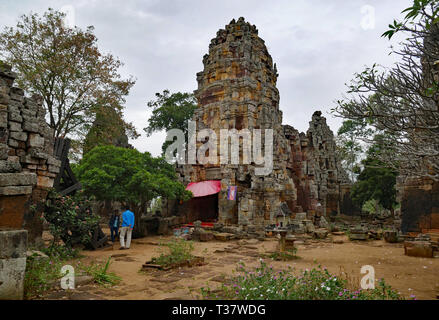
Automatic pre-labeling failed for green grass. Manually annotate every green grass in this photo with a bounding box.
[80,257,121,287]
[24,246,74,299]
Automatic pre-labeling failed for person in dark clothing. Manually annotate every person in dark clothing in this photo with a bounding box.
[109,210,121,242]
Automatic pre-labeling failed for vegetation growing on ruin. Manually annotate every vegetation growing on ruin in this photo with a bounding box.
[80,257,121,287]
[201,260,405,300]
[150,238,196,267]
[24,254,65,299]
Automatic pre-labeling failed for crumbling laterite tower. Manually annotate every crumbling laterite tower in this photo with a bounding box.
[169,18,351,228]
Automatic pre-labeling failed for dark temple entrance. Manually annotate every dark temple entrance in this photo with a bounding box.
[187,193,219,222]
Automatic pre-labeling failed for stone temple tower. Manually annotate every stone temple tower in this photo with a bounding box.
[177,17,296,227]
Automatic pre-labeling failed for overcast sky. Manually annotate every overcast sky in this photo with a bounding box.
[1,0,412,156]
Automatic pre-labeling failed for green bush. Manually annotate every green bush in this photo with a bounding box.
[42,190,101,248]
[151,238,195,267]
[201,260,405,300]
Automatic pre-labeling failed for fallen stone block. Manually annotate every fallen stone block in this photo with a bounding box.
[384,230,398,243]
[26,250,48,260]
[214,232,235,241]
[199,232,214,242]
[404,241,433,258]
[314,228,329,239]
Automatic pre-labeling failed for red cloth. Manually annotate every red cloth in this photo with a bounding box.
[186,180,221,197]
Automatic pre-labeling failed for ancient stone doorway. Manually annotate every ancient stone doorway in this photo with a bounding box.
[187,193,219,222]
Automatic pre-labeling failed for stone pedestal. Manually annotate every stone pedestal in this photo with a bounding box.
[0,229,28,300]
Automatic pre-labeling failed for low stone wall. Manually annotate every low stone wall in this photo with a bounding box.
[0,62,60,245]
[397,176,439,233]
[0,229,28,300]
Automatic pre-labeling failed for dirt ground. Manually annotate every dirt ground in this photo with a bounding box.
[42,232,439,300]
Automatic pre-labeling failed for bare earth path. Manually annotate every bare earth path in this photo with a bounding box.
[43,234,439,300]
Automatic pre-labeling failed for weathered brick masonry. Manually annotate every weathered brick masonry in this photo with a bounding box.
[0,62,60,245]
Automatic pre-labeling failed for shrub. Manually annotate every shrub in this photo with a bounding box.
[150,238,195,267]
[201,260,404,300]
[42,189,101,248]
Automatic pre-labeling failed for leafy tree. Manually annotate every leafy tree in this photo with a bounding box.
[333,0,439,181]
[0,9,135,141]
[144,90,197,154]
[350,136,398,210]
[336,120,372,182]
[75,145,192,237]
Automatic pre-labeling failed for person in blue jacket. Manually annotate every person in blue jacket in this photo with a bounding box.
[119,205,135,250]
[108,210,121,242]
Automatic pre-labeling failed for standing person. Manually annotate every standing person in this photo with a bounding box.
[119,205,135,250]
[108,210,121,243]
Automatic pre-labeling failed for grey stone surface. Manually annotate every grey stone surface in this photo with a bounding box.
[0,230,28,300]
[0,160,21,173]
[0,185,33,195]
[0,173,37,187]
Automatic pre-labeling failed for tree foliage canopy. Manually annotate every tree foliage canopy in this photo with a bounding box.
[351,136,398,210]
[75,145,192,204]
[336,120,372,182]
[0,8,135,140]
[144,90,197,153]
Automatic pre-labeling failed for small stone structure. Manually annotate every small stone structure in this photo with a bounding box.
[0,229,28,299]
[396,176,439,233]
[166,18,351,229]
[0,62,60,245]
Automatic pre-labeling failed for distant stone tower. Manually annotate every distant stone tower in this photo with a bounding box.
[177,17,296,226]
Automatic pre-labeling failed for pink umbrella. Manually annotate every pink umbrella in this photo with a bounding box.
[186,180,221,197]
